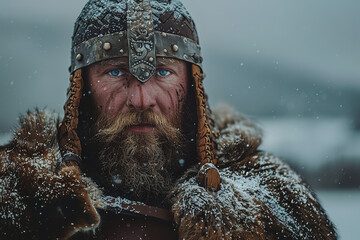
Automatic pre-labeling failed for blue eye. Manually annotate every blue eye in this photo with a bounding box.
[157,69,170,76]
[108,69,124,76]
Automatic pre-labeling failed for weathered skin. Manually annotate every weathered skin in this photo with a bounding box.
[87,57,188,126]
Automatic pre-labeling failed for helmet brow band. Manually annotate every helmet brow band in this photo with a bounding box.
[71,31,202,75]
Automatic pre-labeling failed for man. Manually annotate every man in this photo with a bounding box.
[0,0,337,239]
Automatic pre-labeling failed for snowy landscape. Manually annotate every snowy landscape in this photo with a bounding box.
[318,190,360,240]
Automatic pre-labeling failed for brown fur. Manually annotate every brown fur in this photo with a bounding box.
[0,110,99,239]
[170,106,337,240]
[1,109,337,239]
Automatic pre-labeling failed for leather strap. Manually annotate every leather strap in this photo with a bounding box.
[100,197,174,223]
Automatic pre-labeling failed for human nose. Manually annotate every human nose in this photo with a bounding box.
[126,80,156,111]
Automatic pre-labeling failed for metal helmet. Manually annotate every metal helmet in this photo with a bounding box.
[58,0,220,191]
[71,0,202,82]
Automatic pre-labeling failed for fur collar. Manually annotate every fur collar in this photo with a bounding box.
[1,108,336,239]
[213,105,262,166]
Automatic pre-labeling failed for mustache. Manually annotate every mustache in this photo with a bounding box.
[95,110,182,143]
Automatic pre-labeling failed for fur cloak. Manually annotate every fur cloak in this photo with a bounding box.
[0,108,337,239]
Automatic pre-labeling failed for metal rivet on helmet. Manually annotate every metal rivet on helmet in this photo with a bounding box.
[172,44,179,52]
[103,43,111,51]
[193,54,203,63]
[76,54,83,61]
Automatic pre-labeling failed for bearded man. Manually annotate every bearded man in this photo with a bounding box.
[0,0,337,239]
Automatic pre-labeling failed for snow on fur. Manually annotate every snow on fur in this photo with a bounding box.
[0,111,100,239]
[170,107,337,240]
[0,109,337,239]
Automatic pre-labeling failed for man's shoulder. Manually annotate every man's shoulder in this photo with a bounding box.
[1,109,59,148]
[212,105,310,190]
[0,109,60,167]
[0,110,100,239]
[221,151,307,192]
[213,105,263,165]
[173,151,337,239]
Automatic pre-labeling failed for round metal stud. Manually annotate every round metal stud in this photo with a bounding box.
[149,57,154,62]
[120,49,124,54]
[103,42,112,51]
[164,49,168,53]
[172,44,179,52]
[193,54,200,62]
[76,54,83,61]
[193,54,203,63]
[161,32,167,37]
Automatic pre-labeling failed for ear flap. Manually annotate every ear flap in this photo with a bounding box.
[58,69,84,167]
[192,64,221,191]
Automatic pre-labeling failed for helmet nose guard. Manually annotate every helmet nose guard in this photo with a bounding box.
[127,0,157,82]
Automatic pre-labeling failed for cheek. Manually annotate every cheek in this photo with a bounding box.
[176,76,188,108]
[89,82,128,114]
[158,81,188,114]
[175,82,187,110]
[89,82,108,104]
